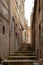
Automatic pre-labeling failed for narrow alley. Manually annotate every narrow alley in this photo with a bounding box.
[0,0,43,65]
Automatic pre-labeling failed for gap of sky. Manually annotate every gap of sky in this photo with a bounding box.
[25,0,34,26]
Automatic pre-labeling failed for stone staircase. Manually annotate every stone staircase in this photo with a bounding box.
[2,44,38,65]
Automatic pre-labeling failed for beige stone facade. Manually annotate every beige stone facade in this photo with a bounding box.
[22,19,31,44]
[0,0,9,59]
[27,27,31,44]
[0,0,25,60]
[31,0,43,64]
[22,19,28,43]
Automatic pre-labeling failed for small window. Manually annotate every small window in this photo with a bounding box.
[16,32,17,36]
[16,24,17,26]
[3,26,5,34]
[12,17,15,22]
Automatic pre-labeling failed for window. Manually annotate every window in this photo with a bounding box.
[16,32,17,36]
[12,17,15,22]
[3,26,5,34]
[16,24,17,26]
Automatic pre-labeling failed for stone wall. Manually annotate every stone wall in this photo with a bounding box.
[0,0,9,59]
[0,0,24,60]
[32,0,43,64]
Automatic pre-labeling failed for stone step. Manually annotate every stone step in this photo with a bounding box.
[2,62,33,65]
[18,49,34,51]
[14,51,35,53]
[0,64,1,65]
[19,48,33,50]
[2,59,36,63]
[33,62,40,65]
[11,53,36,56]
[18,47,33,51]
[2,60,36,65]
[8,56,37,60]
[9,56,36,58]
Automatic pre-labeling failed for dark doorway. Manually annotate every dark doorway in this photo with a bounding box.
[3,26,5,35]
[39,23,42,58]
[39,23,41,46]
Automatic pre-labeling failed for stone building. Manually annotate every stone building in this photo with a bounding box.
[22,19,31,44]
[16,0,25,27]
[27,27,31,44]
[22,19,28,43]
[0,0,25,60]
[31,0,43,64]
[0,0,9,60]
